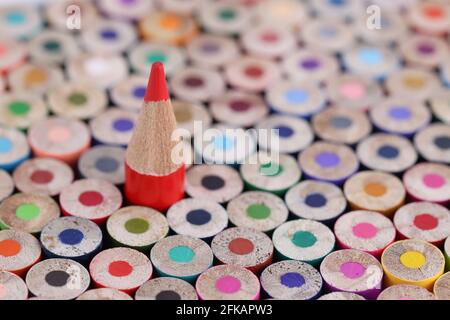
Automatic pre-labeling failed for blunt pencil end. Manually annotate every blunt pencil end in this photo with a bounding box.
[144,62,169,102]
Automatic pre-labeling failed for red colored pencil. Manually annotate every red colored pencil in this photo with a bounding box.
[125,62,185,211]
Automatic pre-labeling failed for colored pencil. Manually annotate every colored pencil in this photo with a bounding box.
[26,258,90,300]
[0,229,41,277]
[381,239,445,290]
[260,260,322,300]
[0,271,28,300]
[125,62,185,211]
[377,284,435,300]
[211,227,273,274]
[135,277,198,300]
[195,265,260,300]
[89,247,152,294]
[76,288,133,300]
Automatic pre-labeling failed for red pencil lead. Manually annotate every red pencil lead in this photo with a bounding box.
[144,62,169,103]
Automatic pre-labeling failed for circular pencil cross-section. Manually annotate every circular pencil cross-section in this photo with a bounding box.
[111,75,147,112]
[0,5,42,40]
[318,292,366,300]
[282,49,339,85]
[107,206,169,251]
[414,124,450,164]
[78,145,125,185]
[128,43,186,77]
[227,191,288,233]
[382,239,445,290]
[40,216,103,263]
[150,235,213,282]
[167,198,228,239]
[403,162,450,204]
[394,202,450,245]
[240,153,301,196]
[59,179,122,224]
[90,247,152,293]
[0,271,28,300]
[173,100,211,138]
[13,157,74,196]
[256,0,307,30]
[28,117,91,165]
[299,142,359,185]
[211,227,273,273]
[434,272,450,300]
[0,193,60,234]
[312,106,372,145]
[5,62,64,95]
[198,2,250,35]
[407,1,450,36]
[66,53,128,90]
[0,170,14,202]
[196,265,260,300]
[344,170,406,216]
[320,249,383,300]
[185,164,243,204]
[301,20,353,54]
[209,91,268,128]
[80,19,136,54]
[47,82,107,120]
[326,74,382,111]
[0,126,30,171]
[135,277,198,300]
[369,97,431,137]
[224,56,280,92]
[285,180,346,223]
[356,133,417,173]
[273,219,335,266]
[385,68,439,102]
[266,80,326,118]
[0,91,48,130]
[241,24,295,59]
[26,258,90,300]
[377,284,435,300]
[0,229,41,276]
[256,115,313,154]
[342,46,399,80]
[170,67,225,102]
[28,30,79,65]
[89,108,137,146]
[186,35,239,68]
[139,11,198,45]
[260,260,322,300]
[334,210,396,258]
[76,288,132,300]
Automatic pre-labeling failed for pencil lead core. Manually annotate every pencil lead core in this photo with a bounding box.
[144,62,169,103]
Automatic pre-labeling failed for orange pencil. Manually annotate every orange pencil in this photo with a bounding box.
[125,62,185,211]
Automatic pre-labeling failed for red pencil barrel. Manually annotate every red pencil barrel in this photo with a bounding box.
[125,162,185,211]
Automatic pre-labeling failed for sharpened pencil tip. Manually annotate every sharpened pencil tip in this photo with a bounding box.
[144,62,169,103]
